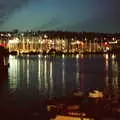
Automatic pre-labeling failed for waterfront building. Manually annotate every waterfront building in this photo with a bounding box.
[0,31,119,54]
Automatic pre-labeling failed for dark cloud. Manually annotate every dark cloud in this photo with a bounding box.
[34,17,63,30]
[0,0,30,27]
[59,11,120,33]
[0,0,120,32]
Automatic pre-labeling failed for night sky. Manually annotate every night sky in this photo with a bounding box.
[0,0,120,33]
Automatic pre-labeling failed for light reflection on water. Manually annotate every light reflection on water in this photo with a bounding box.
[7,54,120,99]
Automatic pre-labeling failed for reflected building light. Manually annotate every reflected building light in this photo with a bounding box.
[112,59,118,73]
[49,62,53,97]
[112,59,115,68]
[38,55,41,58]
[9,57,18,88]
[112,54,116,60]
[105,76,109,87]
[80,54,84,59]
[105,58,109,71]
[105,54,109,72]
[112,60,118,90]
[44,60,48,89]
[9,55,15,59]
[38,57,41,90]
[76,58,80,88]
[22,59,26,88]
[105,54,109,87]
[62,58,65,96]
[105,54,109,60]
[113,77,118,90]
[76,54,79,59]
[62,54,65,59]
[27,58,30,88]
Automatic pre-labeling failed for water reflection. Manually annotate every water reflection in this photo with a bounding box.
[76,55,80,88]
[6,54,120,99]
[62,55,65,96]
[49,61,53,98]
[104,54,120,100]
[9,55,18,88]
[27,55,30,88]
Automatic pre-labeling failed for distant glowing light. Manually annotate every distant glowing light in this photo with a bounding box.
[27,39,29,42]
[106,47,110,51]
[108,40,118,44]
[104,42,108,46]
[76,40,80,44]
[80,42,84,46]
[8,33,11,37]
[38,55,41,58]
[21,33,24,37]
[8,38,19,44]
[49,40,52,43]
[112,37,115,41]
[85,38,87,41]
[1,34,3,36]
[44,34,48,39]
[71,38,74,41]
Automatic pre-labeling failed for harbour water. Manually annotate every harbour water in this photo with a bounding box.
[0,54,119,98]
[0,54,120,119]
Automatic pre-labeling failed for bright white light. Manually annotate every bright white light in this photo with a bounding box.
[106,47,110,51]
[71,38,74,41]
[112,54,115,59]
[49,40,52,43]
[62,40,65,43]
[27,39,29,42]
[85,38,87,41]
[62,54,65,59]
[76,41,80,44]
[44,34,48,39]
[38,55,41,58]
[21,33,24,37]
[105,54,109,60]
[39,40,43,44]
[112,37,115,41]
[8,38,19,44]
[108,41,117,44]
[76,54,79,59]
[8,33,11,37]
[1,34,3,36]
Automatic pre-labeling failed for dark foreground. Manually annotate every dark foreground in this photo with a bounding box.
[0,98,49,120]
[0,91,120,120]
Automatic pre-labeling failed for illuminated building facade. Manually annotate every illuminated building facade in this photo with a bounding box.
[0,32,119,54]
[7,36,111,54]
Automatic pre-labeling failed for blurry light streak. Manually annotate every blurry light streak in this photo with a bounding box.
[38,56,41,89]
[62,58,65,95]
[27,57,30,88]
